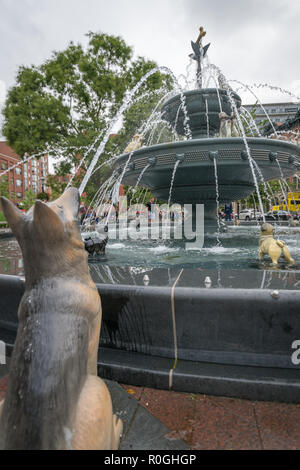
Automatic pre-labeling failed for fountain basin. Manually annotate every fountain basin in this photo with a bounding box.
[116,137,300,206]
[161,88,242,138]
[1,228,300,403]
[1,271,299,403]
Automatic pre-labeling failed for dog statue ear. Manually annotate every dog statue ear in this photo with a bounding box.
[1,197,25,237]
[56,187,80,219]
[33,200,64,237]
[261,223,268,232]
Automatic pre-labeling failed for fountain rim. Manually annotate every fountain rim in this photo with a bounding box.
[115,136,300,166]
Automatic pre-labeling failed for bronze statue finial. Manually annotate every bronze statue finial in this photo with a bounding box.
[196,26,206,46]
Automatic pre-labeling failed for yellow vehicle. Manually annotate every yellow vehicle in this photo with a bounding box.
[272,192,300,213]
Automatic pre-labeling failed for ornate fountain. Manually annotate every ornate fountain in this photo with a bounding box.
[0,28,300,406]
[115,28,300,220]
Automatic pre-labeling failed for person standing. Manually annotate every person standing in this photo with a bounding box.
[224,202,233,221]
[146,197,155,221]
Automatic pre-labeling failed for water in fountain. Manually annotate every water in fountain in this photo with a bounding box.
[71,26,300,281]
[205,99,210,137]
[167,160,180,208]
[225,87,266,221]
[129,164,151,206]
[240,107,261,136]
[79,66,191,195]
[251,159,273,210]
[278,179,290,215]
[213,157,222,246]
[227,79,279,136]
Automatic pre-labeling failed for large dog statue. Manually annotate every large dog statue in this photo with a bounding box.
[259,223,294,266]
[0,188,122,450]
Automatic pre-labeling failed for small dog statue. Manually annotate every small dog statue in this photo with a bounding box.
[125,134,143,153]
[84,235,107,256]
[259,223,294,265]
[219,112,232,137]
[0,188,122,450]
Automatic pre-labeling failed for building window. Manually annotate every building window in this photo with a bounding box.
[1,162,7,170]
[15,167,22,175]
[16,179,22,187]
[16,192,22,198]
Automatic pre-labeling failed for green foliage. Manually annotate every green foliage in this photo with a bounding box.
[123,185,153,206]
[0,176,9,199]
[22,189,36,211]
[242,179,294,212]
[36,191,49,201]
[3,31,173,203]
[242,102,268,137]
[239,103,291,211]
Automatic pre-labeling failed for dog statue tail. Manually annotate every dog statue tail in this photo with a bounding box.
[276,240,294,265]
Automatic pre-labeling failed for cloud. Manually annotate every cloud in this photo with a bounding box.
[182,0,300,92]
[0,80,6,103]
[0,0,299,105]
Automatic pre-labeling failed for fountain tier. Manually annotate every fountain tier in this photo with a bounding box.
[161,88,242,138]
[115,137,300,216]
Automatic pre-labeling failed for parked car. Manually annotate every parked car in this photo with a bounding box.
[258,210,294,222]
[268,210,291,221]
[238,209,262,221]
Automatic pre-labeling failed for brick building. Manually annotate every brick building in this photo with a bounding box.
[0,140,49,203]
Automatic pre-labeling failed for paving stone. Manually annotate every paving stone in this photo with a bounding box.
[120,403,189,450]
[254,401,300,450]
[104,379,140,437]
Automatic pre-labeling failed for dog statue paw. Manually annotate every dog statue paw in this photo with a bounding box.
[0,188,122,450]
[259,223,294,266]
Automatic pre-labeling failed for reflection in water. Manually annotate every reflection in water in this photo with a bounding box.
[88,263,300,291]
[0,227,300,290]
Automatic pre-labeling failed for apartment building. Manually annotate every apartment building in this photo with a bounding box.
[0,139,49,202]
[243,102,299,125]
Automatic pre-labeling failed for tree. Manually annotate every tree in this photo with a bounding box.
[23,189,36,211]
[241,102,268,137]
[36,191,49,201]
[2,32,172,201]
[0,176,9,199]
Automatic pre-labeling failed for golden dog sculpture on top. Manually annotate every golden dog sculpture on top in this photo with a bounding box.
[0,188,123,450]
[259,222,294,266]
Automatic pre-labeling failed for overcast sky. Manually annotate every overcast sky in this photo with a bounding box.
[1,0,300,110]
